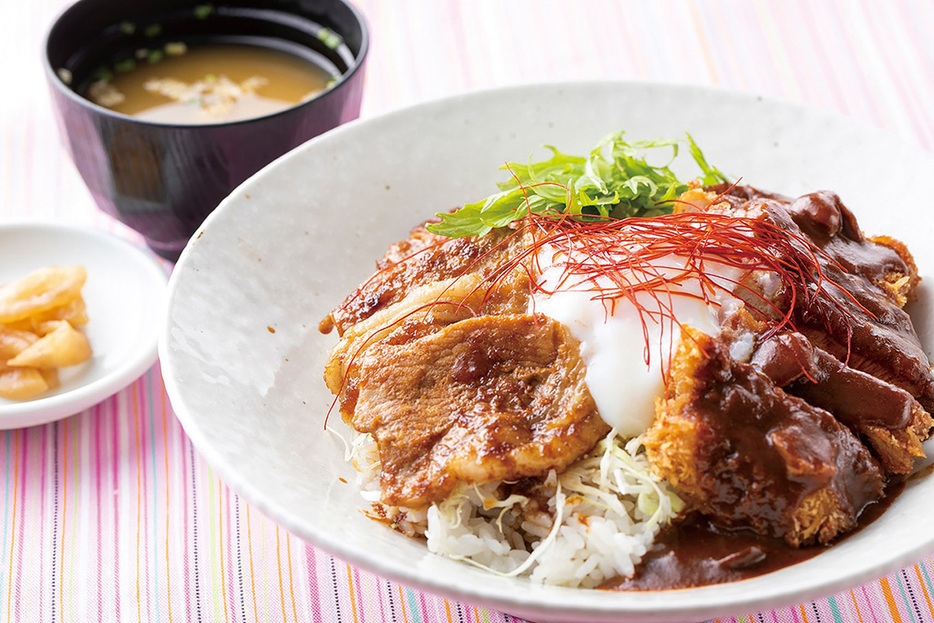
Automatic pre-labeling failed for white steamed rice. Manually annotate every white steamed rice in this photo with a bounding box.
[347,431,683,588]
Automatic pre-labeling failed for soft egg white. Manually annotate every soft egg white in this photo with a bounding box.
[532,246,744,436]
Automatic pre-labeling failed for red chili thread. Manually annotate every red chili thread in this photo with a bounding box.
[326,184,870,427]
[479,210,867,382]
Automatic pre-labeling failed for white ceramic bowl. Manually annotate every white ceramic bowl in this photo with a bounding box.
[160,82,934,623]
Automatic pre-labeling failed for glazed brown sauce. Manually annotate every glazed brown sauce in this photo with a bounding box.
[606,481,904,591]
[673,331,885,543]
[777,192,934,412]
[607,186,923,590]
[752,332,915,431]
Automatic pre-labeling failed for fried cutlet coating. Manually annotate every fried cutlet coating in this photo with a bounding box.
[644,327,885,547]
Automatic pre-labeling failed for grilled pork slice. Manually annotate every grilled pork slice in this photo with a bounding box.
[644,327,885,547]
[321,223,526,336]
[341,313,610,508]
[323,269,530,397]
[751,332,933,474]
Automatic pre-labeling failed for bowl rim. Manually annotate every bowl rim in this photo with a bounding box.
[42,0,370,129]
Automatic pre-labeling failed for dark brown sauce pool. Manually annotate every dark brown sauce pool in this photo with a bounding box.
[604,481,904,591]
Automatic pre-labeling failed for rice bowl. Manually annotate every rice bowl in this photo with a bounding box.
[160,82,934,622]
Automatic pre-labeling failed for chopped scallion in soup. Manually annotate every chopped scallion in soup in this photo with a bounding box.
[86,44,334,124]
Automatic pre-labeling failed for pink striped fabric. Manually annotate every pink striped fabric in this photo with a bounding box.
[2,0,933,621]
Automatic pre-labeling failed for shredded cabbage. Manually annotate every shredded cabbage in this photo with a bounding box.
[347,428,683,586]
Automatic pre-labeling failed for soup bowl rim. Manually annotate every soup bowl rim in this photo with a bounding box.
[42,0,370,129]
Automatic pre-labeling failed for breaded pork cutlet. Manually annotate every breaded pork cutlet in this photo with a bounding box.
[644,327,886,547]
[751,332,933,475]
[707,187,934,412]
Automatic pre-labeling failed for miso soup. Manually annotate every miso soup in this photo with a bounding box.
[87,44,335,124]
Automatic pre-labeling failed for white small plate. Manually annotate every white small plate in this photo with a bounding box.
[0,223,167,428]
[161,82,934,622]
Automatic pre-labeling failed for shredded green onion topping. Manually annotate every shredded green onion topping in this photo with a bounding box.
[114,58,136,73]
[317,28,342,50]
[427,131,729,238]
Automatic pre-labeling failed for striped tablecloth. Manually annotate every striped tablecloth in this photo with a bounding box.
[2,1,934,621]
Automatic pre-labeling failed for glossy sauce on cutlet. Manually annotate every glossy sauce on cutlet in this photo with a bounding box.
[752,332,915,431]
[684,336,884,541]
[619,187,924,589]
[606,481,904,591]
[722,187,934,412]
[787,192,908,282]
